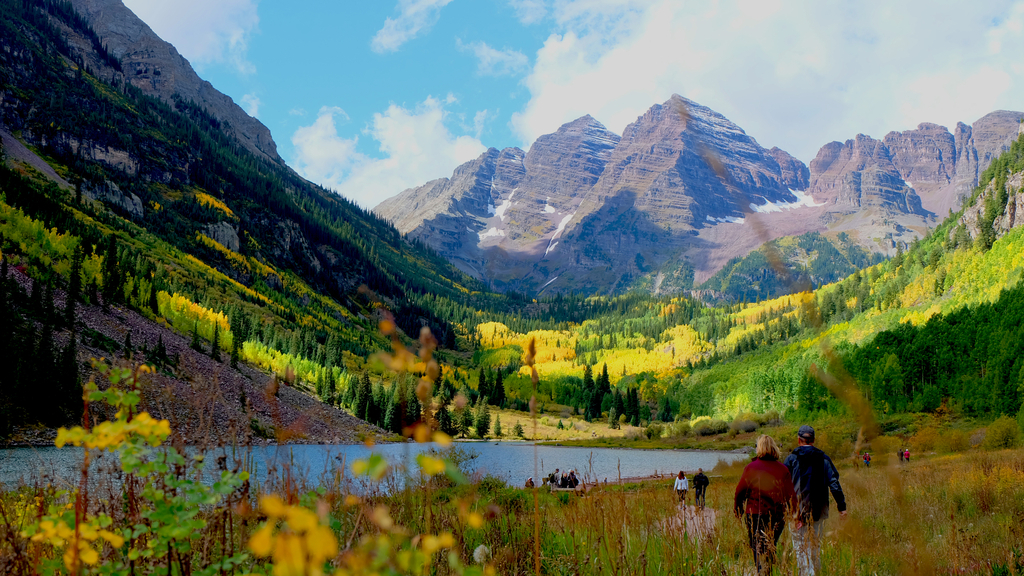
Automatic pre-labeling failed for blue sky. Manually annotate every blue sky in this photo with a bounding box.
[122,0,1024,208]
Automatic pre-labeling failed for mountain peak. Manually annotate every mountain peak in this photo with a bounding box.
[68,0,281,163]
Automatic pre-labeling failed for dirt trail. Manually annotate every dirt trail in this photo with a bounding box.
[663,504,717,540]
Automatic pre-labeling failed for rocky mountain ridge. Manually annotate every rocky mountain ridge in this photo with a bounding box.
[66,0,281,164]
[377,96,1023,296]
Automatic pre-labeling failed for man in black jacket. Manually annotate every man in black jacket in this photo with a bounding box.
[692,468,709,509]
[783,425,847,576]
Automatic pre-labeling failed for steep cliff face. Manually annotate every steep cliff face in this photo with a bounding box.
[67,0,281,164]
[882,122,956,214]
[953,111,1024,207]
[803,111,1023,255]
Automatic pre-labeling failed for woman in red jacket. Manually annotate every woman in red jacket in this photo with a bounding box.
[735,434,798,576]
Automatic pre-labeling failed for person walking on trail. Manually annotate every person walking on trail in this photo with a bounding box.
[862,452,870,468]
[904,448,910,463]
[898,449,904,463]
[784,425,847,576]
[735,435,797,576]
[693,468,710,509]
[674,471,689,504]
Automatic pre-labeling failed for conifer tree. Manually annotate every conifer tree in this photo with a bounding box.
[478,370,489,402]
[101,236,121,306]
[191,321,202,353]
[384,390,401,434]
[148,282,159,314]
[64,246,83,328]
[354,372,371,419]
[210,323,221,361]
[459,406,474,438]
[231,333,240,368]
[475,398,491,438]
[325,364,336,405]
[512,421,524,438]
[598,363,611,397]
[58,337,81,425]
[436,403,454,435]
[492,370,505,407]
[493,415,503,437]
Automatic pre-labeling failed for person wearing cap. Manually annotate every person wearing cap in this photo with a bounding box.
[784,424,847,576]
[524,477,535,488]
[693,468,710,509]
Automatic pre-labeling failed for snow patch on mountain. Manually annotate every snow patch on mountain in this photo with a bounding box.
[749,189,823,213]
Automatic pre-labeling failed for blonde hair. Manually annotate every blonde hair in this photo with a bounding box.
[755,435,781,460]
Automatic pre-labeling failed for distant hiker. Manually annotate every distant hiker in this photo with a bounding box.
[904,448,910,463]
[559,472,569,488]
[525,477,535,488]
[693,468,710,508]
[784,425,847,576]
[735,435,797,576]
[549,468,560,485]
[674,471,689,504]
[568,470,580,488]
[862,452,870,468]
[897,449,904,463]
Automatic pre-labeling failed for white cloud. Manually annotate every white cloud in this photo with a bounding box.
[512,0,1024,162]
[241,94,260,117]
[288,108,307,116]
[123,0,259,74]
[508,0,547,24]
[472,109,490,139]
[371,0,455,53]
[457,39,529,76]
[291,98,486,208]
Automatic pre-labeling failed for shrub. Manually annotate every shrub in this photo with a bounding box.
[762,410,782,426]
[983,416,1021,449]
[644,423,664,440]
[738,412,764,426]
[941,429,970,453]
[665,421,691,438]
[910,427,940,453]
[693,419,728,437]
[816,429,852,460]
[730,419,758,434]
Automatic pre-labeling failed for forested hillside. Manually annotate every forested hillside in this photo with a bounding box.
[0,0,493,437]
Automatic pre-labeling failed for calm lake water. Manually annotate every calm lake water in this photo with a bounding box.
[0,442,749,489]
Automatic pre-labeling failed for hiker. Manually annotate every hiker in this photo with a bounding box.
[904,448,910,463]
[862,452,870,468]
[897,449,904,463]
[735,435,797,576]
[693,468,710,508]
[559,472,570,488]
[674,471,689,504]
[568,469,580,488]
[548,468,560,485]
[784,425,847,576]
[525,477,535,488]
